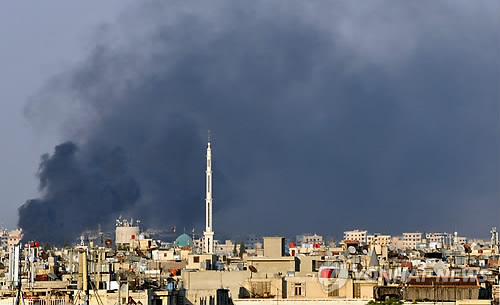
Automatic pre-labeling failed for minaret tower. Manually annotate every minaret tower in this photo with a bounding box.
[203,137,214,254]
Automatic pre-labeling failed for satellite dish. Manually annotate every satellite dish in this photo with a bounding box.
[248,265,258,273]
[472,245,480,251]
[362,249,368,255]
[326,251,333,256]
[348,246,356,254]
[457,245,465,252]
[388,246,395,251]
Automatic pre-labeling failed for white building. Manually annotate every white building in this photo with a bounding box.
[115,217,141,249]
[343,230,367,243]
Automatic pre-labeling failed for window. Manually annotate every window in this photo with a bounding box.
[193,256,200,263]
[294,283,303,296]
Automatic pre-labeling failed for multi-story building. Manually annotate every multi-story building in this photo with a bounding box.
[367,233,392,246]
[403,232,422,249]
[426,232,453,247]
[7,229,23,250]
[343,230,368,243]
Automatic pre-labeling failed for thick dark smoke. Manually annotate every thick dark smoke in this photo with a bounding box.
[19,142,140,243]
[20,1,499,242]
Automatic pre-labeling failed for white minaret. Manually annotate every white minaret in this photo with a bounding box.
[203,139,214,254]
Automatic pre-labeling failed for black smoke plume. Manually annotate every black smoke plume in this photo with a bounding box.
[18,142,140,243]
[20,2,499,242]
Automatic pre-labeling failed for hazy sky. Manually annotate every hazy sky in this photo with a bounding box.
[2,1,499,241]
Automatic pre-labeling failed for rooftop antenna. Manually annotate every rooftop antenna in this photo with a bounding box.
[208,129,211,142]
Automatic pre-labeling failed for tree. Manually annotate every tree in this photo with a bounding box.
[239,241,246,257]
[233,243,238,257]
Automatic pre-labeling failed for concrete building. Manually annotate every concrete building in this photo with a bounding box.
[296,233,324,245]
[367,233,391,246]
[402,232,422,249]
[426,232,452,247]
[343,230,367,243]
[215,240,240,256]
[115,217,140,250]
[7,229,23,250]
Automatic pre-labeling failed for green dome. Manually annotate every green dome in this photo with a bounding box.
[175,233,193,247]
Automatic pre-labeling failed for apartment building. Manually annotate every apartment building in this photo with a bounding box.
[343,230,368,243]
[403,232,422,249]
[367,233,392,246]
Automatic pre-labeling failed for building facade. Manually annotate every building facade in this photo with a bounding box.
[343,230,368,243]
[403,232,422,249]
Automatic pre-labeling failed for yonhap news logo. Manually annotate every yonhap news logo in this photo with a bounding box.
[318,261,349,293]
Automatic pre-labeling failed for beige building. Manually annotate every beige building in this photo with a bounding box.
[343,230,367,243]
[296,233,324,245]
[115,224,140,249]
[403,232,422,249]
[7,229,23,250]
[367,233,391,246]
[391,236,405,249]
[186,254,219,270]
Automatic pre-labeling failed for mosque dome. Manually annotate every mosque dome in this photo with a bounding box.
[175,234,193,247]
